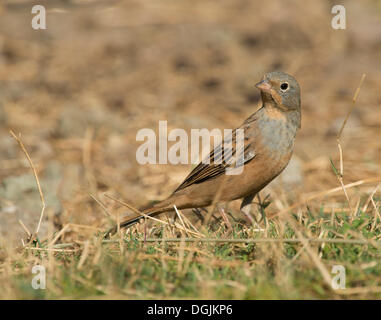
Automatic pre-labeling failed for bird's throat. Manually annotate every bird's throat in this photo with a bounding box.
[264,104,287,121]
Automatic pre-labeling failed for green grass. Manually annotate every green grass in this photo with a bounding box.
[1,205,380,299]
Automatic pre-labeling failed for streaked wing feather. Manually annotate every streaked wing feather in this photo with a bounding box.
[173,115,258,192]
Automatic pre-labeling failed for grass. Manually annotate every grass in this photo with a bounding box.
[1,0,381,301]
[1,202,380,299]
[1,71,379,299]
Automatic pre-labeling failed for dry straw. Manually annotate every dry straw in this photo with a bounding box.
[9,130,46,240]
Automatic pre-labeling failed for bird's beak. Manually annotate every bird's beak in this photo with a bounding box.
[255,79,272,93]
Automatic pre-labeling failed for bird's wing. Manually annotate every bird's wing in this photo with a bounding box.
[173,114,258,193]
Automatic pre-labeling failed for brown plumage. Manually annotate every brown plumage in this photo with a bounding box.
[108,71,301,235]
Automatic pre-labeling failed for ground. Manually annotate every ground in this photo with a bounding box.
[0,0,380,299]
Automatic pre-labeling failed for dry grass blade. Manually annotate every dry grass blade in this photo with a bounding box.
[18,220,31,239]
[77,240,90,270]
[271,177,381,219]
[335,74,366,217]
[48,224,70,247]
[10,130,46,236]
[362,183,380,213]
[105,194,201,237]
[104,194,143,216]
[337,74,366,140]
[335,286,381,295]
[294,230,332,288]
[90,194,112,217]
[174,205,190,237]
[102,238,378,245]
[23,247,78,253]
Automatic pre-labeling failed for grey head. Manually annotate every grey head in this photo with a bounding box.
[255,71,301,112]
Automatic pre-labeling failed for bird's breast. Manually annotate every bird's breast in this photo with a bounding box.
[256,113,297,161]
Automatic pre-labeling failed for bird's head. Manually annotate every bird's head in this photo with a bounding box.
[255,71,301,112]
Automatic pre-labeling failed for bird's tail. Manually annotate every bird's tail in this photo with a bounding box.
[104,203,174,237]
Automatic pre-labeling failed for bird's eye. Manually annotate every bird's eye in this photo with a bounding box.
[280,82,289,91]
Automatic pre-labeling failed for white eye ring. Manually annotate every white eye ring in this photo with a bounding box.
[280,82,289,92]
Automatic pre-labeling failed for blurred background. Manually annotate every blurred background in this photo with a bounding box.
[0,0,380,244]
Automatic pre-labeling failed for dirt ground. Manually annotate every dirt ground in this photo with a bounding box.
[0,0,381,245]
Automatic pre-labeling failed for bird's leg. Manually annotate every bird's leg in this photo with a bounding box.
[256,193,269,226]
[240,194,256,226]
[191,208,205,223]
[217,204,232,231]
[144,216,147,243]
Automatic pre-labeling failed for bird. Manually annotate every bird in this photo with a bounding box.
[108,71,301,235]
